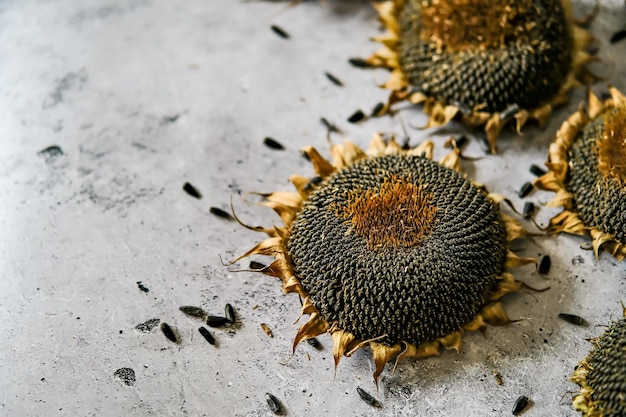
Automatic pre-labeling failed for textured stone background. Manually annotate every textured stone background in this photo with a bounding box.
[1,0,625,415]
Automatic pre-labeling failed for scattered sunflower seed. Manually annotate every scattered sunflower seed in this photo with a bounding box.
[249,260,266,269]
[209,207,233,220]
[225,303,236,323]
[538,255,551,275]
[529,164,547,177]
[270,24,289,39]
[558,313,585,326]
[348,57,373,68]
[179,306,207,318]
[136,281,149,293]
[182,182,202,199]
[523,202,535,220]
[206,316,230,327]
[135,318,160,333]
[324,71,343,87]
[347,110,366,123]
[198,327,216,345]
[263,137,285,150]
[512,395,530,415]
[160,322,177,343]
[356,387,379,407]
[305,337,322,349]
[518,182,533,198]
[265,392,282,414]
[610,28,626,44]
[370,102,384,117]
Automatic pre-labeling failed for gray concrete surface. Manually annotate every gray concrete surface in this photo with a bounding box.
[1,0,625,416]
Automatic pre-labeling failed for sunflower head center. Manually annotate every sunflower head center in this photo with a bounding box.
[598,106,626,187]
[418,0,536,51]
[336,177,437,249]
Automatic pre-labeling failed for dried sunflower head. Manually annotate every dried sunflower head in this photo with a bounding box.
[366,0,595,152]
[234,135,533,381]
[571,307,626,416]
[534,88,626,261]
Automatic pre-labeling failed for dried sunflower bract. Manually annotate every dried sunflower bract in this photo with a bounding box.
[535,88,626,261]
[233,135,533,381]
[366,0,595,152]
[571,307,626,416]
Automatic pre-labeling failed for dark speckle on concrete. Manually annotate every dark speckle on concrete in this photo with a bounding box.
[37,145,64,164]
[137,281,149,293]
[42,69,88,108]
[113,367,136,386]
[160,114,180,125]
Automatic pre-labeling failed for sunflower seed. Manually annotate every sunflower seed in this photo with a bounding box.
[529,164,547,177]
[356,387,379,406]
[135,318,160,333]
[206,316,230,327]
[512,395,530,415]
[225,303,236,323]
[347,110,366,123]
[610,29,626,44]
[179,306,207,318]
[348,57,373,68]
[305,337,322,349]
[198,327,216,345]
[518,182,533,198]
[270,25,289,39]
[209,207,233,220]
[263,137,285,150]
[265,392,282,414]
[260,323,273,337]
[558,313,585,325]
[370,102,385,117]
[538,255,551,275]
[523,202,535,220]
[160,322,177,343]
[324,72,343,87]
[182,182,202,199]
[249,260,266,269]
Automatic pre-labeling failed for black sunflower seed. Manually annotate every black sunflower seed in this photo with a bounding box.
[529,164,547,177]
[179,306,207,318]
[324,72,343,87]
[270,25,289,39]
[356,387,379,406]
[523,202,535,220]
[348,57,373,68]
[265,393,282,414]
[198,327,216,345]
[249,261,266,269]
[206,315,230,327]
[370,102,385,117]
[558,313,585,325]
[209,207,233,220]
[538,255,551,275]
[347,110,366,123]
[136,281,149,293]
[518,182,533,198]
[512,395,530,415]
[160,322,177,343]
[225,303,236,323]
[182,182,202,199]
[610,29,626,44]
[263,137,285,150]
[305,337,322,349]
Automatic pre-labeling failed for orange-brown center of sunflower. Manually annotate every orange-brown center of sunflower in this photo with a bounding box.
[598,106,626,188]
[418,0,536,52]
[336,177,438,249]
